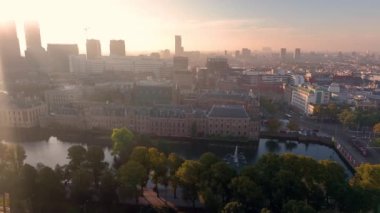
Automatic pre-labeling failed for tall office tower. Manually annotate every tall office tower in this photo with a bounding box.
[47,44,79,72]
[173,56,189,71]
[0,21,21,62]
[24,21,42,49]
[86,39,101,59]
[175,35,183,55]
[24,21,48,72]
[110,40,126,56]
[280,48,287,60]
[294,48,301,60]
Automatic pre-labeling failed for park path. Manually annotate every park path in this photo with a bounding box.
[143,188,179,211]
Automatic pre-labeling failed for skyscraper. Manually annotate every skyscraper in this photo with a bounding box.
[24,21,48,72]
[24,21,42,49]
[86,39,101,59]
[47,44,79,72]
[280,48,287,60]
[0,21,21,62]
[110,40,126,56]
[294,48,301,60]
[175,35,183,55]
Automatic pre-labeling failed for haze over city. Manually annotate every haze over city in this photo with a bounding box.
[1,0,380,212]
[1,0,380,53]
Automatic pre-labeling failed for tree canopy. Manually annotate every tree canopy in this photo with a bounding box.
[1,130,380,213]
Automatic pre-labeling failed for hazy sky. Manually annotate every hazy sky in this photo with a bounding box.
[1,0,380,53]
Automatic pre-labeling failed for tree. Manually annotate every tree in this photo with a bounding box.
[240,165,259,183]
[199,152,220,170]
[373,123,380,135]
[99,169,118,208]
[319,160,347,203]
[148,148,167,197]
[167,153,184,199]
[67,145,87,172]
[260,208,271,213]
[253,154,309,210]
[118,161,146,203]
[351,164,380,190]
[209,162,236,202]
[111,128,135,156]
[260,97,278,114]
[282,200,316,213]
[70,167,93,206]
[35,166,65,213]
[267,118,281,133]
[287,120,299,131]
[2,144,26,212]
[15,164,37,212]
[130,146,150,176]
[338,109,357,128]
[85,146,106,187]
[221,201,244,213]
[176,160,202,209]
[271,169,305,209]
[312,104,322,118]
[327,103,339,119]
[229,176,263,211]
[337,185,377,213]
[200,187,223,213]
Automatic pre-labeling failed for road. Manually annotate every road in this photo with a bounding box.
[297,117,380,165]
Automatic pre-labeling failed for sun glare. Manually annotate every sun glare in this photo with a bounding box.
[1,0,173,52]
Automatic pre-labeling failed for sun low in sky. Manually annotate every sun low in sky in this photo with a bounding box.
[1,0,380,53]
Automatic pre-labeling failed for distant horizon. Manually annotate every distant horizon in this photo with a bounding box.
[5,21,380,56]
[2,0,380,54]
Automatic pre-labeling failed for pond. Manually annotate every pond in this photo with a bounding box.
[2,136,351,175]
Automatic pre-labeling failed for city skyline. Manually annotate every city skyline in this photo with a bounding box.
[1,0,380,53]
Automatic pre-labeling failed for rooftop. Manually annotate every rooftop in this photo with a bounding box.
[199,91,251,102]
[207,105,249,119]
[150,105,192,118]
[0,94,45,109]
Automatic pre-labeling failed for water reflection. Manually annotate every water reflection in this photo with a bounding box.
[265,140,281,152]
[285,141,298,151]
[3,137,351,175]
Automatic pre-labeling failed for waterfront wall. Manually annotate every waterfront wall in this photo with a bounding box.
[260,131,356,173]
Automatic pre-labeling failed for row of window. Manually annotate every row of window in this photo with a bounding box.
[209,130,248,136]
[210,124,248,129]
[0,108,45,124]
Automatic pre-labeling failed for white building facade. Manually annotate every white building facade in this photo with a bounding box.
[291,85,330,115]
